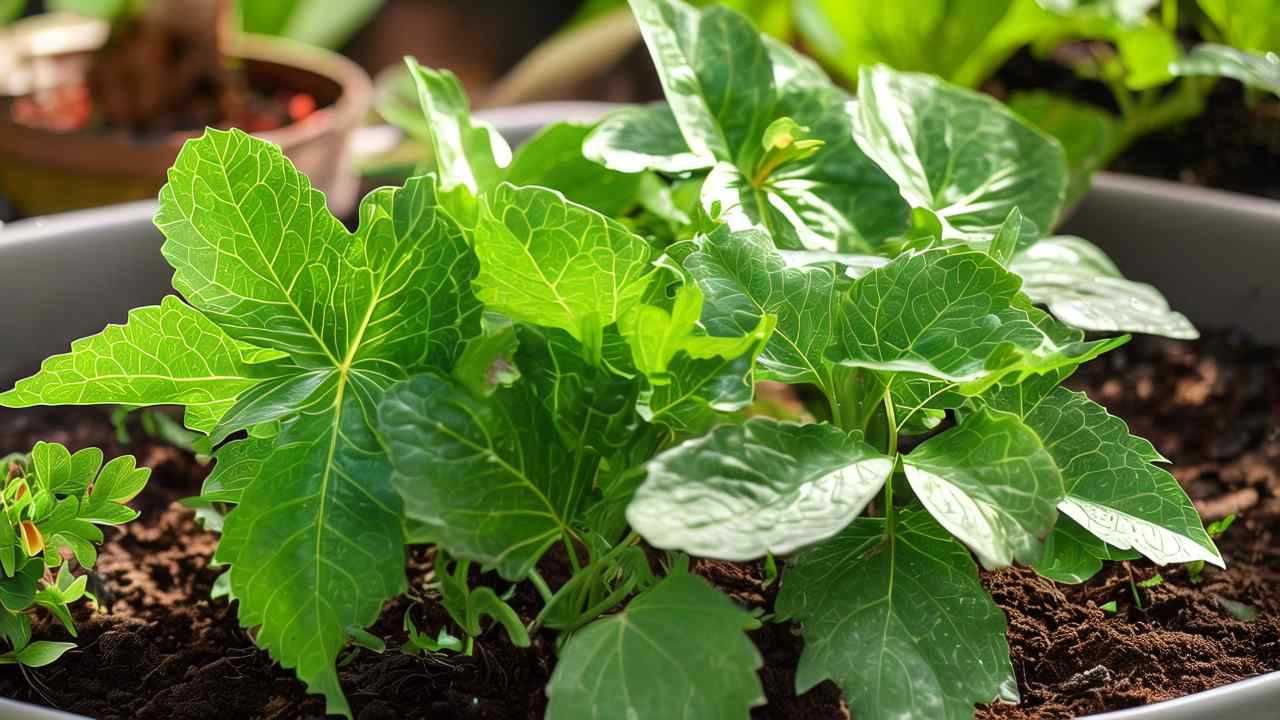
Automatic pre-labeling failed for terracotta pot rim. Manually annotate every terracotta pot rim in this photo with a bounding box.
[0,33,373,177]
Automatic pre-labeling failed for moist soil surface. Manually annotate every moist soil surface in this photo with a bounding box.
[0,331,1277,720]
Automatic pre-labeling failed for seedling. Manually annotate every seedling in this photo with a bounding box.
[0,1,1224,717]
[0,443,149,668]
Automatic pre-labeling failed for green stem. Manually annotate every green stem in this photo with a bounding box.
[528,569,555,604]
[881,385,899,536]
[560,582,636,633]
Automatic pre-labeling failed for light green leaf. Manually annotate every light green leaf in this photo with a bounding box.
[585,104,714,174]
[852,65,1067,244]
[619,281,764,383]
[1012,235,1197,339]
[832,247,1124,394]
[151,130,482,716]
[379,373,585,580]
[903,407,1064,568]
[506,122,645,216]
[983,375,1222,568]
[1171,44,1280,97]
[988,208,1023,267]
[1197,0,1280,53]
[0,297,273,433]
[628,0,775,167]
[237,0,383,50]
[684,226,841,387]
[475,183,653,351]
[628,418,892,560]
[777,511,1018,720]
[796,0,1016,86]
[405,58,511,198]
[546,572,764,719]
[15,640,76,668]
[80,456,150,525]
[636,314,774,433]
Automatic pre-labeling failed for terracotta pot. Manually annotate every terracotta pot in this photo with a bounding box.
[0,33,371,218]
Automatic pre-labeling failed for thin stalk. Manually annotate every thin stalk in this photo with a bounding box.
[528,569,555,604]
[881,385,899,537]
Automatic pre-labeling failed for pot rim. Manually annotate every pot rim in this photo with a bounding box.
[0,32,372,176]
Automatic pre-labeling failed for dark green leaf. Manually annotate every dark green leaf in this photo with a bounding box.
[379,374,584,580]
[777,511,1018,720]
[833,247,1124,394]
[546,573,764,719]
[506,122,645,216]
[984,376,1223,569]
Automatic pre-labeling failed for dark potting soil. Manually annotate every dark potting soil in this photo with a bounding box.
[0,331,1277,719]
[993,48,1280,201]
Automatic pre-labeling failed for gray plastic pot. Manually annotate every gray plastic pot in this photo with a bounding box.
[1,106,1277,719]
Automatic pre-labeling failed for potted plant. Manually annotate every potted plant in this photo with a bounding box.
[0,0,1275,717]
[0,0,376,220]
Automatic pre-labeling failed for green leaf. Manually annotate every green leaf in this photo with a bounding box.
[702,80,910,251]
[983,376,1223,568]
[379,374,584,580]
[636,314,774,433]
[777,511,1017,720]
[149,130,483,715]
[545,572,764,719]
[514,326,646,456]
[619,281,766,383]
[628,0,775,167]
[832,247,1124,394]
[236,0,383,49]
[610,0,909,250]
[628,418,893,559]
[15,640,76,668]
[80,456,151,525]
[214,397,405,716]
[586,104,715,174]
[903,407,1064,568]
[506,122,645,217]
[988,208,1023,267]
[1171,44,1280,97]
[685,227,842,387]
[1196,0,1280,53]
[475,184,654,353]
[1012,235,1197,339]
[30,443,99,495]
[0,561,42,613]
[0,297,274,433]
[1008,91,1119,207]
[405,58,511,198]
[1034,516,1111,583]
[796,0,1016,86]
[852,65,1067,244]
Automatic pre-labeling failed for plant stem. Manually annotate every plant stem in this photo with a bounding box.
[881,385,899,536]
[528,569,555,604]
